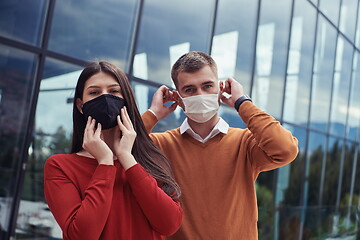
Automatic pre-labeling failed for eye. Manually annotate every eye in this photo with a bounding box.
[184,88,195,93]
[89,91,98,95]
[109,88,122,96]
[203,84,212,89]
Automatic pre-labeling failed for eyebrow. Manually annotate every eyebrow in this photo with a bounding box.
[107,84,120,88]
[201,81,214,86]
[86,84,120,89]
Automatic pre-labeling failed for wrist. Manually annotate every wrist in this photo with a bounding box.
[234,95,252,111]
[98,157,114,165]
[117,153,137,170]
[148,108,159,120]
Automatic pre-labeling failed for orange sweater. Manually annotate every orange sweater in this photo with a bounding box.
[142,101,298,240]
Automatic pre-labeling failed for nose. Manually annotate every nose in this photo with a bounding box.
[196,89,207,96]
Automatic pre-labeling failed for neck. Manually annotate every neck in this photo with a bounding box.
[101,128,117,152]
[187,114,220,139]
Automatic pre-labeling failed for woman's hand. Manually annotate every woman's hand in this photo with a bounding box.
[82,116,114,165]
[114,107,137,170]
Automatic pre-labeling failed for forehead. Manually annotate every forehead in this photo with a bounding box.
[85,72,119,87]
[177,65,218,88]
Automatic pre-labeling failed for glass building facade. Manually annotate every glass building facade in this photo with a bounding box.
[0,0,359,239]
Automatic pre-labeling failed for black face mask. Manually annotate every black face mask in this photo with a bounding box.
[82,94,126,130]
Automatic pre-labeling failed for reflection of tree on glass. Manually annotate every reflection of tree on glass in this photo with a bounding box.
[44,62,182,240]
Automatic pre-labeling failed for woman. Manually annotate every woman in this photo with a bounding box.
[44,61,182,240]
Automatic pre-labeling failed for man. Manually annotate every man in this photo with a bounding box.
[141,51,298,239]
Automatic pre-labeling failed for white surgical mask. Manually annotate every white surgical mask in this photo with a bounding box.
[179,93,220,123]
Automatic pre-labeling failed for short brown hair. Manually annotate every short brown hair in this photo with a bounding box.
[171,51,218,87]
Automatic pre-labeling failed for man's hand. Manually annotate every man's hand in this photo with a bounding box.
[149,85,178,120]
[220,78,245,107]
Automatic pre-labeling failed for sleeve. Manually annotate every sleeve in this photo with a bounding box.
[44,157,116,240]
[125,164,183,236]
[141,110,159,134]
[238,101,299,175]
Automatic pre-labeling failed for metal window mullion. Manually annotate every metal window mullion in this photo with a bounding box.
[126,0,145,78]
[207,0,219,55]
[248,0,262,97]
[280,0,296,124]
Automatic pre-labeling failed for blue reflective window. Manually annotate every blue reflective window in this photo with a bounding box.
[278,125,307,239]
[353,146,360,206]
[339,0,358,41]
[323,137,343,206]
[48,0,138,69]
[281,125,307,206]
[310,0,319,6]
[339,142,357,208]
[319,0,341,26]
[318,137,344,236]
[0,44,37,236]
[310,16,337,133]
[305,132,326,206]
[284,0,316,126]
[329,37,353,137]
[356,4,360,49]
[302,131,326,237]
[15,59,82,239]
[347,52,360,141]
[212,0,258,92]
[252,0,292,118]
[132,0,214,86]
[0,0,47,46]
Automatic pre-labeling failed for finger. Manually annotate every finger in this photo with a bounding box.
[90,118,96,132]
[122,107,133,130]
[221,95,231,106]
[163,88,174,103]
[117,114,126,132]
[91,119,98,138]
[157,85,168,98]
[85,116,94,139]
[223,79,232,94]
[164,87,170,99]
[95,123,102,138]
[160,85,168,93]
[169,90,175,101]
[168,102,178,112]
[83,116,91,142]
[219,81,224,93]
[85,116,91,131]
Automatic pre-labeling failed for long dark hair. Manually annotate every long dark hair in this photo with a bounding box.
[71,61,181,200]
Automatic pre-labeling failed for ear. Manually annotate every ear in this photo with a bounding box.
[76,98,84,114]
[172,90,180,101]
[172,90,185,110]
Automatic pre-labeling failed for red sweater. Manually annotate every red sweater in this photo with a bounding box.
[44,153,182,240]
